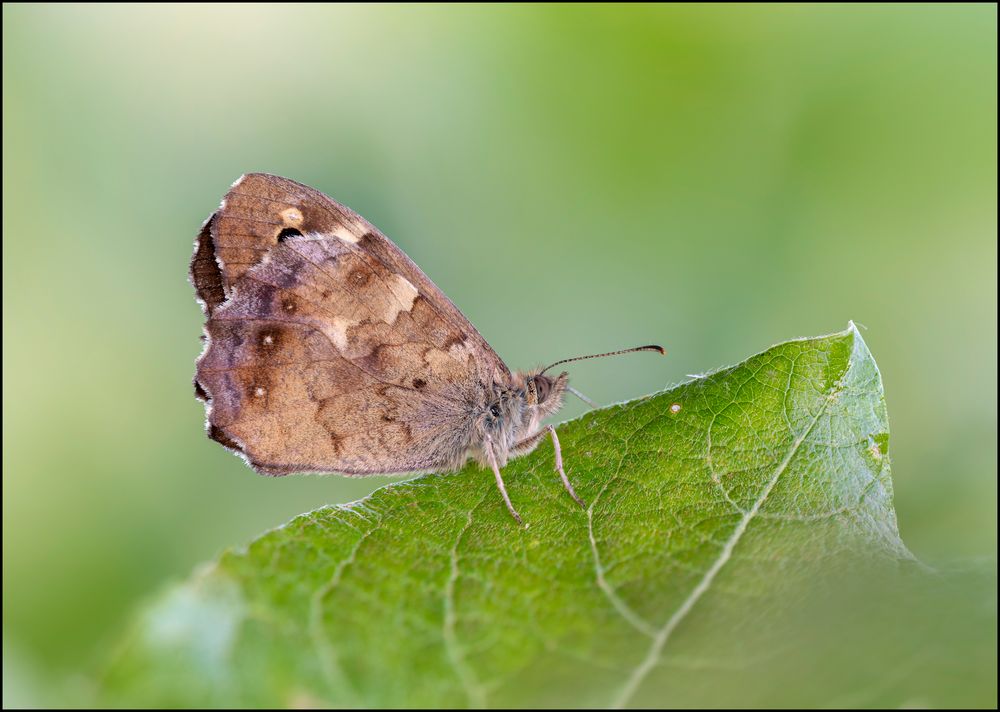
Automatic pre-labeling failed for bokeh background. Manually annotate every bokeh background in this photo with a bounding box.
[3,4,996,706]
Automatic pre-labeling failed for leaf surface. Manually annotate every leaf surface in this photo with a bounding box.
[105,325,989,708]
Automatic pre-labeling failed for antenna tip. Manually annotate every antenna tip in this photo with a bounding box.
[644,344,666,356]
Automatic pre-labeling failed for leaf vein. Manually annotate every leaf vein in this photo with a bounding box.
[611,375,841,708]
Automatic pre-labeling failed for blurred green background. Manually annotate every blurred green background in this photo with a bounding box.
[3,3,996,706]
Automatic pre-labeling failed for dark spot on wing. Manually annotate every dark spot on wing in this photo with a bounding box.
[244,370,273,401]
[190,214,226,315]
[348,267,371,288]
[360,344,391,373]
[208,424,242,451]
[413,378,427,390]
[444,332,467,350]
[256,327,283,355]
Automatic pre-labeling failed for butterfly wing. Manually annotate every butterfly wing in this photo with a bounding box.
[192,173,507,475]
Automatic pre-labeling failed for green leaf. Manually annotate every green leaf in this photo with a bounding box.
[99,325,994,707]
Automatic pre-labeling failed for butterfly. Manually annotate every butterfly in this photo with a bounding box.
[191,174,663,524]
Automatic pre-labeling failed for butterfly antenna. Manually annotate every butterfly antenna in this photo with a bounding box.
[539,345,665,376]
[567,386,600,409]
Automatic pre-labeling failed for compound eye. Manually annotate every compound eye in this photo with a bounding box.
[490,404,502,418]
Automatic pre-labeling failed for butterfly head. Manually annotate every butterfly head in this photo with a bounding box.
[494,370,569,453]
[477,371,568,463]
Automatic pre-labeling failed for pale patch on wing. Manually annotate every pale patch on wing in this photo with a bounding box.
[449,340,471,359]
[331,224,360,244]
[295,229,360,245]
[385,274,419,323]
[281,207,304,226]
[321,317,358,352]
[426,347,467,372]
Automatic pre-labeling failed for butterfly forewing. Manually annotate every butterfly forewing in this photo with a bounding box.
[192,173,508,475]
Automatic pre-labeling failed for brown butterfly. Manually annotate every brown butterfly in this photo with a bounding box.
[191,174,663,524]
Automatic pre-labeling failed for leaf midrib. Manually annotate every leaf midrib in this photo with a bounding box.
[609,363,842,708]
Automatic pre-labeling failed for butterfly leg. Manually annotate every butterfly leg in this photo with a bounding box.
[546,425,586,509]
[484,435,524,526]
[512,426,586,509]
